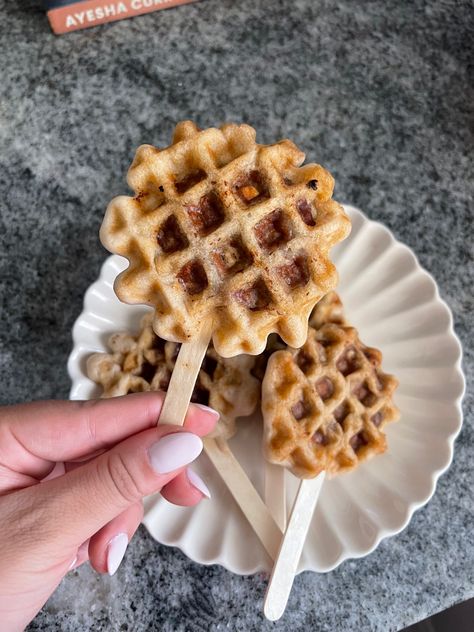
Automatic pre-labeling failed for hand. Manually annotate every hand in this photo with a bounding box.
[0,393,218,632]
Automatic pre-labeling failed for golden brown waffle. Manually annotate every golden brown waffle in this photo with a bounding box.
[100,121,350,357]
[251,292,345,382]
[262,318,399,478]
[87,313,259,439]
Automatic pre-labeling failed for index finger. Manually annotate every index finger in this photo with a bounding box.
[0,393,219,473]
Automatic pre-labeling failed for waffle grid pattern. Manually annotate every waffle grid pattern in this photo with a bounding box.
[262,318,399,478]
[100,121,350,356]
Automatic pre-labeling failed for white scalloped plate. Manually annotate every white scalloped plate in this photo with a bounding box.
[68,205,465,574]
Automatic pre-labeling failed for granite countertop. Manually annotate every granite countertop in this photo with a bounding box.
[1,0,473,630]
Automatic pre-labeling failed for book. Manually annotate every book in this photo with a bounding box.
[45,0,197,34]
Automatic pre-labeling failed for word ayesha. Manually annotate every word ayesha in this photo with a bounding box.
[64,0,174,28]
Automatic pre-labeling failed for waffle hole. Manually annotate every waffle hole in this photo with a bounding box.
[234,278,273,311]
[353,381,377,407]
[336,346,360,376]
[212,236,253,277]
[295,349,314,374]
[186,191,225,236]
[350,431,368,452]
[318,336,334,348]
[234,170,269,205]
[278,255,310,290]
[315,377,334,401]
[254,209,294,253]
[333,400,350,426]
[291,397,313,421]
[175,168,207,194]
[296,198,316,227]
[178,260,209,296]
[157,215,189,254]
[312,430,328,446]
[371,410,384,427]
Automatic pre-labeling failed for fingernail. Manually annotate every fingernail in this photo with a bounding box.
[149,432,203,474]
[107,533,128,576]
[68,556,78,571]
[187,468,211,499]
[192,403,220,420]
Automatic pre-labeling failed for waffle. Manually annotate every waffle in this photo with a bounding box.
[309,291,347,329]
[100,121,351,357]
[87,313,260,439]
[262,316,399,478]
[251,292,345,382]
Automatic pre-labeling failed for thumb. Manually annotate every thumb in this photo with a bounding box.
[19,425,203,551]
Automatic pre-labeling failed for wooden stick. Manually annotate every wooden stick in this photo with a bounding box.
[264,462,287,531]
[204,437,283,561]
[264,472,326,621]
[156,320,282,560]
[158,320,213,427]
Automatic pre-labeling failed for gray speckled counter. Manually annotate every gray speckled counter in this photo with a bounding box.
[1,0,473,630]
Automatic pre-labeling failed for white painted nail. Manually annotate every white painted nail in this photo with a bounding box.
[68,556,78,571]
[107,533,128,576]
[149,432,203,474]
[192,403,220,420]
[187,468,211,499]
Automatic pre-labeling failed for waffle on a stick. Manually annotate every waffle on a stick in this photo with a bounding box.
[262,300,399,478]
[100,121,350,357]
[87,313,259,440]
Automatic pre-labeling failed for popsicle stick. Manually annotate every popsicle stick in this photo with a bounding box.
[158,320,213,427]
[204,437,283,561]
[156,320,282,559]
[264,462,287,531]
[264,472,326,621]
